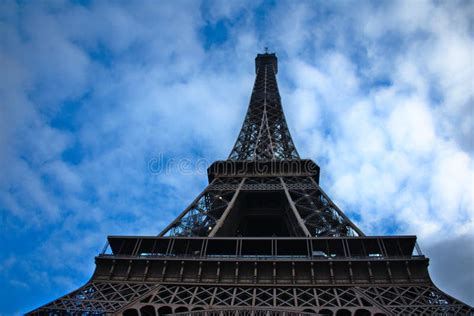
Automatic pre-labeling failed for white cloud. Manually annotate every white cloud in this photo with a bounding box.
[387,97,436,154]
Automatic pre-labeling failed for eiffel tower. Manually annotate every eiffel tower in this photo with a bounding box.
[29,52,472,315]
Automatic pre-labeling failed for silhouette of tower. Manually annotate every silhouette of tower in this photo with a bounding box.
[30,52,472,315]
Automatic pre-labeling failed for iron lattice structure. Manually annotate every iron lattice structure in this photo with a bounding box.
[228,55,298,161]
[29,53,472,315]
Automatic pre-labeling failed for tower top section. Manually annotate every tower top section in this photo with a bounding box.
[229,52,298,160]
[255,52,278,74]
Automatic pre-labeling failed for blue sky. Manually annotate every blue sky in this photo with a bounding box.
[1,0,473,314]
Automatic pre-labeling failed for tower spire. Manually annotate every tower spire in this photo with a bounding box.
[229,52,298,160]
[159,52,363,238]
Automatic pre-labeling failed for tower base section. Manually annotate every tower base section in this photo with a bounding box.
[28,236,473,315]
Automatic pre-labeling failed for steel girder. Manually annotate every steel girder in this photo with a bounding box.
[30,281,473,315]
[159,176,362,238]
[228,60,298,161]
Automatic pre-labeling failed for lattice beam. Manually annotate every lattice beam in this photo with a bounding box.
[228,53,299,161]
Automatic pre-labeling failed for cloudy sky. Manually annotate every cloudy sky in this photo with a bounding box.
[0,0,473,314]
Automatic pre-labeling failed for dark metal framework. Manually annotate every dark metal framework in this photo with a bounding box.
[158,175,362,238]
[228,54,298,161]
[29,53,472,315]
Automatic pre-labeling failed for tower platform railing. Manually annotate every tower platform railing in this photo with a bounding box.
[99,236,424,259]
